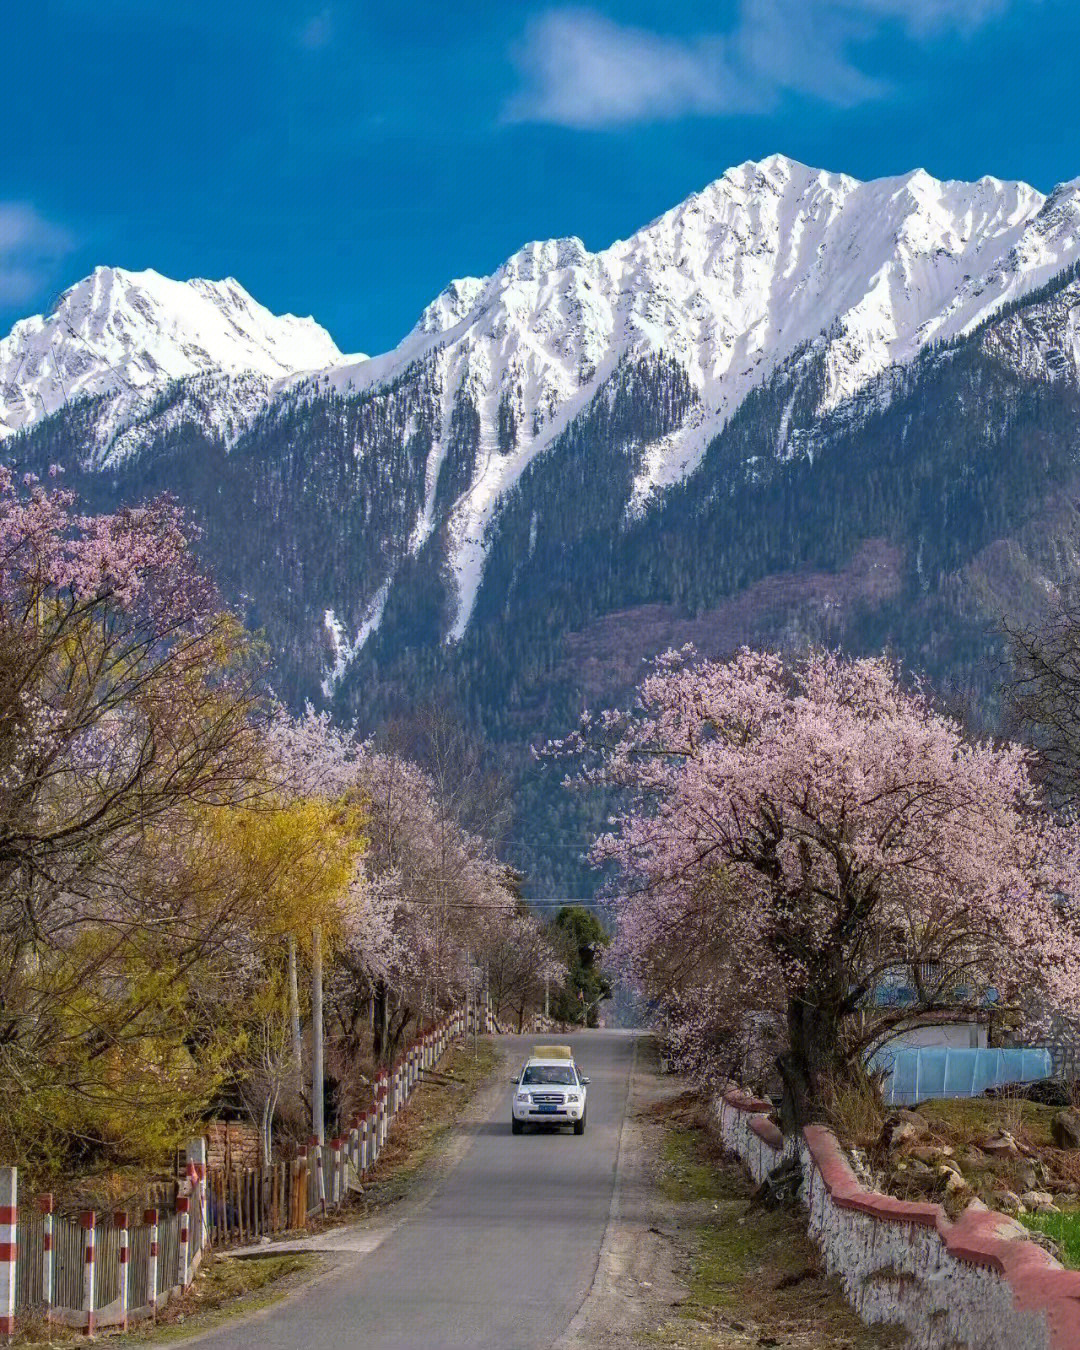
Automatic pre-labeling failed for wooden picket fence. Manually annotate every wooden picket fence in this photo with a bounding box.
[1,1002,488,1340]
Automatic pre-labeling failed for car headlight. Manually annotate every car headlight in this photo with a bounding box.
[566,1092,580,1102]
[515,1091,531,1102]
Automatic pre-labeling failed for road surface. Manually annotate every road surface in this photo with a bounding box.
[185,1030,638,1350]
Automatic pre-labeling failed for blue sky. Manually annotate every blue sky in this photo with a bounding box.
[4,1,1079,356]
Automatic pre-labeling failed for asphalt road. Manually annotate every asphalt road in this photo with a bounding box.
[187,1030,638,1350]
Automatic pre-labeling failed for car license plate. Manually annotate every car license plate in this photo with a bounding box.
[538,1103,558,1112]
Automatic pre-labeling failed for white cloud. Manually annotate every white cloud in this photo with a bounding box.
[505,1,1014,128]
[0,203,74,307]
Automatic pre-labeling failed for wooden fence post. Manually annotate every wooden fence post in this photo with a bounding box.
[295,1147,308,1228]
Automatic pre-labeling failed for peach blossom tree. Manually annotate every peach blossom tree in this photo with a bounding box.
[558,647,1080,1129]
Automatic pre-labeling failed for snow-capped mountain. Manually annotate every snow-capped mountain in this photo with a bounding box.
[0,265,359,455]
[301,154,1080,635]
[6,155,1080,647]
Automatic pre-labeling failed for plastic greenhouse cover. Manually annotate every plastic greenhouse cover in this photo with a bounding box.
[869,1046,1053,1106]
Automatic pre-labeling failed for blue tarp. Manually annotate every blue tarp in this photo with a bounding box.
[869,1046,1053,1106]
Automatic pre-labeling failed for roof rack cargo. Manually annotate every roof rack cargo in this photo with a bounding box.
[532,1044,573,1059]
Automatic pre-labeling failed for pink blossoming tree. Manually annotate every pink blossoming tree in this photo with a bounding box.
[558,647,1080,1129]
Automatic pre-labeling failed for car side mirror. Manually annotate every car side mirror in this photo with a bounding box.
[580,1077,590,1085]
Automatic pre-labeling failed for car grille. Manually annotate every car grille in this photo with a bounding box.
[530,1092,566,1106]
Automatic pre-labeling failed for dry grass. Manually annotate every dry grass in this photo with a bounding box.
[914,1096,1057,1150]
[822,1072,887,1151]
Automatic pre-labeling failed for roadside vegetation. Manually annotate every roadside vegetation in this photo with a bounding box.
[0,468,565,1194]
[646,1093,902,1349]
[1019,1210,1080,1268]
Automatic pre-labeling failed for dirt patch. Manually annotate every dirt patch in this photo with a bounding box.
[564,1043,902,1349]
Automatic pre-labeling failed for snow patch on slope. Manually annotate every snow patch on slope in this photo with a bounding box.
[321,579,392,695]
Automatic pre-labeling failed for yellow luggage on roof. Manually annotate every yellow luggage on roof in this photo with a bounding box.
[532,1044,573,1059]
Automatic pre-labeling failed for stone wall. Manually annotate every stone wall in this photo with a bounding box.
[205,1119,261,1170]
[715,1091,1080,1350]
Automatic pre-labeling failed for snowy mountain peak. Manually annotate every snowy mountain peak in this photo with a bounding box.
[0,265,353,441]
[414,277,489,336]
[329,157,1080,640]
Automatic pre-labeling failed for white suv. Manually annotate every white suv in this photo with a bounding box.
[511,1051,589,1135]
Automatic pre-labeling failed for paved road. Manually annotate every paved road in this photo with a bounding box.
[187,1030,638,1350]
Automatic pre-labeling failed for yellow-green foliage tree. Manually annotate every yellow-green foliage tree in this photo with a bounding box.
[0,472,367,1182]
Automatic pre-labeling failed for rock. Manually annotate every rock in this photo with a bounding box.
[1015,1162,1039,1192]
[942,1170,969,1194]
[937,1159,963,1179]
[1036,1201,1061,1215]
[884,1121,920,1150]
[904,1158,934,1178]
[994,1190,1024,1214]
[1052,1110,1080,1150]
[982,1132,1020,1158]
[881,1110,929,1150]
[1020,1190,1055,1210]
[959,1147,986,1169]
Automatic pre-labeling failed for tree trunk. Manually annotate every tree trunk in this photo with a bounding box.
[372,978,388,1060]
[777,993,843,1136]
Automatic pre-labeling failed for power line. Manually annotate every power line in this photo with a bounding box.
[391,897,608,910]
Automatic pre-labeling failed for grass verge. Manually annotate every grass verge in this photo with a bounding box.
[646,1095,903,1349]
[1019,1210,1080,1268]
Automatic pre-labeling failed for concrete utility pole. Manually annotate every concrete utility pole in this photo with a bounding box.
[287,935,303,1084]
[545,973,550,1021]
[312,925,324,1144]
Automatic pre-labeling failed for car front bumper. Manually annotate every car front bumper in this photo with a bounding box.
[512,1099,584,1121]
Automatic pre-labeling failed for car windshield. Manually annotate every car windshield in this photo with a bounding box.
[521,1065,576,1086]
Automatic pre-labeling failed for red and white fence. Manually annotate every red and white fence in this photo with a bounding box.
[1,1002,488,1341]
